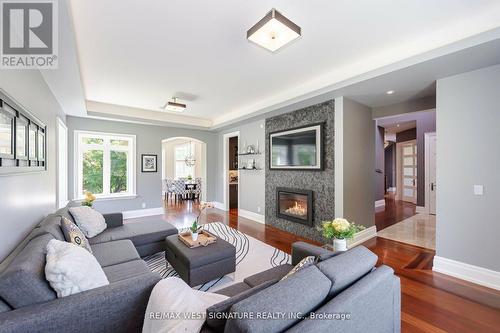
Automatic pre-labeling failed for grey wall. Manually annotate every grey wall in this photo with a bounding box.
[0,71,64,261]
[67,116,217,213]
[265,100,335,243]
[436,64,500,271]
[375,126,385,201]
[377,111,435,206]
[215,119,266,215]
[341,98,375,228]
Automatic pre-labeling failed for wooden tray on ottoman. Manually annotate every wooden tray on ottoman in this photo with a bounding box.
[178,230,217,248]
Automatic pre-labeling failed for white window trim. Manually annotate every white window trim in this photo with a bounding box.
[74,130,136,200]
[174,142,195,179]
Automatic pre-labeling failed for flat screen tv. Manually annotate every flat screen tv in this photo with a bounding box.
[270,123,323,170]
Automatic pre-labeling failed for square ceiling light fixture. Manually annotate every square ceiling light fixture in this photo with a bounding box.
[247,8,301,52]
[161,97,186,112]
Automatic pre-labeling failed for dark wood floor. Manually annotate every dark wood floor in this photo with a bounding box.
[127,199,500,333]
[375,193,417,231]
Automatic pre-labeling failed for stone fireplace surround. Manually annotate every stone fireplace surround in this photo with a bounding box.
[265,100,335,243]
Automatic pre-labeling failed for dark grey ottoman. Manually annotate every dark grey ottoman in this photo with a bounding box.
[165,234,236,287]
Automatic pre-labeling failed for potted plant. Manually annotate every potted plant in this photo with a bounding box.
[190,201,214,241]
[82,191,96,208]
[318,218,364,251]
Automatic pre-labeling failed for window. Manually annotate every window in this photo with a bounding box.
[76,131,135,199]
[174,142,195,179]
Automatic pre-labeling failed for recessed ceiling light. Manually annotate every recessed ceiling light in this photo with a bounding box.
[160,97,186,112]
[396,124,400,127]
[386,90,394,95]
[247,8,301,52]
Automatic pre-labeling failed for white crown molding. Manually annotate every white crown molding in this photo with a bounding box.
[86,100,213,128]
[433,256,500,291]
[122,207,164,219]
[349,226,377,248]
[375,199,386,208]
[238,209,265,224]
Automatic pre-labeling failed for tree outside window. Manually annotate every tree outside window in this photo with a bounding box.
[76,131,135,198]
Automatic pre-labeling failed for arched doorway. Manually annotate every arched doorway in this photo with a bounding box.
[161,137,207,201]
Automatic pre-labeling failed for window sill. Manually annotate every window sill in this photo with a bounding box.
[74,194,138,202]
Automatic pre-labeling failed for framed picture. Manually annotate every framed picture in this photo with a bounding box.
[15,115,28,160]
[0,103,15,159]
[141,154,157,172]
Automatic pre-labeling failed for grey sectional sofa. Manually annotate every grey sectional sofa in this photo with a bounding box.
[0,203,178,333]
[203,242,401,333]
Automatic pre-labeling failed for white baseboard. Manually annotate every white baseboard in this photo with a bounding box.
[348,226,377,248]
[416,206,426,213]
[387,187,396,192]
[238,209,265,224]
[123,207,164,219]
[213,201,226,211]
[433,256,500,291]
[375,199,386,208]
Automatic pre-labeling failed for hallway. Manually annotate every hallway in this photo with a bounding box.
[375,193,416,231]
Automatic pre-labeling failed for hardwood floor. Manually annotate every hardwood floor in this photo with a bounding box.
[376,193,416,231]
[127,199,500,332]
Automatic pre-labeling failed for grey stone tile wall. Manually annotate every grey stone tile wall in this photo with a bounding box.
[265,100,334,243]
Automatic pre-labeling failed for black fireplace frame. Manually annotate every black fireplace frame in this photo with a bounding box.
[276,187,313,226]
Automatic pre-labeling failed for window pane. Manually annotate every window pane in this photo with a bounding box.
[83,150,103,194]
[111,139,128,146]
[16,123,26,157]
[404,167,413,176]
[403,146,412,155]
[403,156,413,165]
[29,127,37,159]
[110,151,128,193]
[82,137,103,145]
[38,133,45,160]
[0,113,12,154]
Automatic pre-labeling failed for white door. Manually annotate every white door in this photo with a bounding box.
[401,141,417,204]
[57,118,68,208]
[428,135,437,215]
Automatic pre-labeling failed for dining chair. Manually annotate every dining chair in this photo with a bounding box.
[172,179,188,201]
[194,178,202,201]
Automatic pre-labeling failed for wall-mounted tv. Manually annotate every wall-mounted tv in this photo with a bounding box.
[269,123,323,170]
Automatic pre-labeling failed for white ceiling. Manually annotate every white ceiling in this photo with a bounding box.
[69,0,500,128]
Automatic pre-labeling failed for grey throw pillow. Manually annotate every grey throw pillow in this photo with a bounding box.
[69,206,107,238]
[60,217,92,253]
[206,279,278,332]
[280,255,315,281]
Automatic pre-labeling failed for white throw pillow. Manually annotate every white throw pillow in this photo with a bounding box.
[45,239,109,298]
[142,277,228,333]
[69,206,107,238]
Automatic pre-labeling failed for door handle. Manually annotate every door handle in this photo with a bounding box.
[431,183,436,191]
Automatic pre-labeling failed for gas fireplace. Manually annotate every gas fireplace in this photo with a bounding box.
[276,188,313,226]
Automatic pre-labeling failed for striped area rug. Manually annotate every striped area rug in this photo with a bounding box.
[144,222,290,292]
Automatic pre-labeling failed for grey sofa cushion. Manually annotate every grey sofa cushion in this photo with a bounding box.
[35,214,66,241]
[316,245,378,297]
[286,266,399,333]
[165,234,235,268]
[291,241,337,265]
[243,264,293,287]
[102,259,152,283]
[91,240,140,267]
[207,279,277,332]
[0,234,56,308]
[225,266,331,333]
[0,298,11,313]
[215,282,251,297]
[89,219,177,246]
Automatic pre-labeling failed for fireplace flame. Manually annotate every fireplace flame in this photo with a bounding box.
[285,201,307,216]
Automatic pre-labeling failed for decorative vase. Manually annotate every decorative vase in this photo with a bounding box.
[191,232,199,241]
[333,238,347,252]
